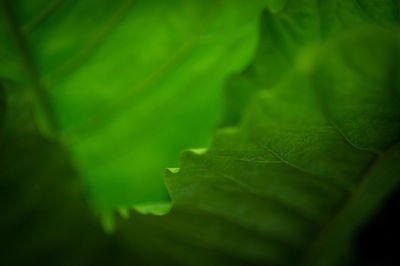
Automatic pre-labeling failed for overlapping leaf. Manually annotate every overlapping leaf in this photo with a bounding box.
[1,0,400,265]
[166,1,400,265]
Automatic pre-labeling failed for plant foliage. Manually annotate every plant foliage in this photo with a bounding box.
[1,0,399,265]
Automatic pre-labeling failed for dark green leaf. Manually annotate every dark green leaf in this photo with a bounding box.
[166,22,400,266]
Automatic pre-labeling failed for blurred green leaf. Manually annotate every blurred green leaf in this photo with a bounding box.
[223,0,400,126]
[0,0,269,213]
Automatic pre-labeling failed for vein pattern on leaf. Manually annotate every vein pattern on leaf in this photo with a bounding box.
[165,1,400,265]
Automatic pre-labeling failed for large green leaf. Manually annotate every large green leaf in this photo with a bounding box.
[165,4,400,266]
[0,0,271,213]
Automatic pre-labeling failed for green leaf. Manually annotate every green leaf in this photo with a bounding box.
[166,13,400,266]
[223,0,400,126]
[0,0,269,213]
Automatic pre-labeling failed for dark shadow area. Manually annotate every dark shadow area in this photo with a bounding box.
[356,185,400,266]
